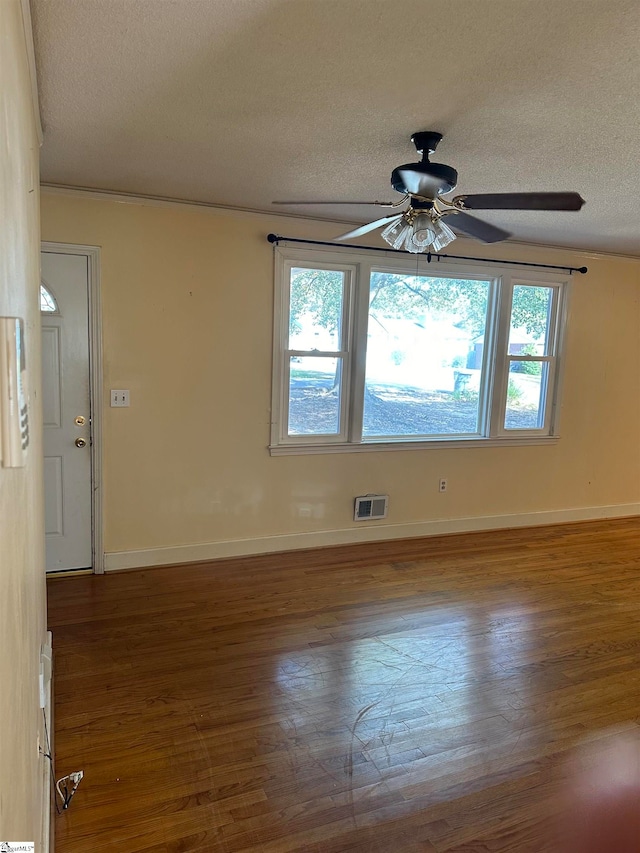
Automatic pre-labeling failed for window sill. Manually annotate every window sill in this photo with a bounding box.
[269,435,560,455]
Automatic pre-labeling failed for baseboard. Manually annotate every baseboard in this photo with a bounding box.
[103,503,640,571]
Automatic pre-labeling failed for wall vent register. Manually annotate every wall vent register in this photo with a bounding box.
[354,494,389,521]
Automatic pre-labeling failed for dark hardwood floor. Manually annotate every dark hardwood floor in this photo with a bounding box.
[47,518,640,852]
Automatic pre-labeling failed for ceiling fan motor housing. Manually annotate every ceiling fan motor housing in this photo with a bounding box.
[391,129,458,197]
[391,161,458,197]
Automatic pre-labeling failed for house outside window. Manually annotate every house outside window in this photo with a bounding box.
[270,245,569,454]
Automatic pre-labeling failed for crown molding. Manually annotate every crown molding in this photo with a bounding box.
[19,0,43,146]
[40,183,640,263]
[39,183,358,228]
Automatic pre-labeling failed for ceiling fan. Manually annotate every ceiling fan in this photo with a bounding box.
[273,132,585,253]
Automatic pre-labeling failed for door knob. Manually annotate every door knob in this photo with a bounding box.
[75,437,87,448]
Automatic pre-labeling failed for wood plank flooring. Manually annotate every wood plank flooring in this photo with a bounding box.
[47,518,640,852]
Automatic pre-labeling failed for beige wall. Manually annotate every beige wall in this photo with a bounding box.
[0,0,47,843]
[40,191,640,567]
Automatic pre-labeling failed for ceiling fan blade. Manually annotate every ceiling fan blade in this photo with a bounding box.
[335,213,403,242]
[453,192,585,211]
[444,211,511,243]
[272,200,398,206]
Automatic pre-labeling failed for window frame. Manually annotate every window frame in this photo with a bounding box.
[270,244,570,455]
[273,257,357,446]
[493,279,563,437]
[361,261,497,443]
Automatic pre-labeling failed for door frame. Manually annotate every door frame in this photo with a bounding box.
[41,241,104,574]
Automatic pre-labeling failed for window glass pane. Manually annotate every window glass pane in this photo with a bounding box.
[40,284,57,313]
[363,273,490,437]
[288,356,342,435]
[508,285,553,356]
[289,268,344,351]
[504,361,548,429]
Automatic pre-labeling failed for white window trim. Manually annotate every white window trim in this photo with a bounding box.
[270,244,570,455]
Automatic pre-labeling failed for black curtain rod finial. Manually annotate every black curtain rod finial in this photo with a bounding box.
[267,234,587,275]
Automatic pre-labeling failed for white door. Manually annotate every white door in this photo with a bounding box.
[41,251,92,572]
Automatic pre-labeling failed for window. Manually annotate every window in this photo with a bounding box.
[40,283,58,313]
[271,246,568,453]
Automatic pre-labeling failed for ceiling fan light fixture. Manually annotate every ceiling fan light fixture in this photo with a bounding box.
[381,209,457,254]
[381,216,410,250]
[430,217,456,251]
[410,213,436,248]
[403,230,422,253]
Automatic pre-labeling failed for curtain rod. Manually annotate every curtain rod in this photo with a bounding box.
[266,234,588,275]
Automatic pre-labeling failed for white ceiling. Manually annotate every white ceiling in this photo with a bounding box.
[32,0,640,255]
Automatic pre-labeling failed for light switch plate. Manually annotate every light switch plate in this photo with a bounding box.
[110,389,130,407]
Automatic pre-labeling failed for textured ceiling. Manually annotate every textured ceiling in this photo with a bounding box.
[32,0,640,255]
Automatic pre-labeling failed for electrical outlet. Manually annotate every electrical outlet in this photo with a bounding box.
[439,478,448,493]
